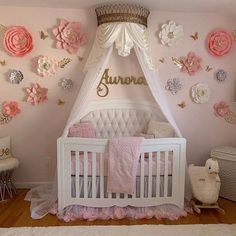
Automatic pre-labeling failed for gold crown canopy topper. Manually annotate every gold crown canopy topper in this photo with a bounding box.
[95,4,150,27]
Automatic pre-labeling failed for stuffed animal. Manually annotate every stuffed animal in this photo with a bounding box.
[188,158,224,213]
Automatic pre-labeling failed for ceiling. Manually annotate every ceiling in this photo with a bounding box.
[0,0,235,16]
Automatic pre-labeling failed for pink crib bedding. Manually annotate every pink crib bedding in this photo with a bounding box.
[70,152,173,176]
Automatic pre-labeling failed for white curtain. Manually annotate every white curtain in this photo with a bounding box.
[26,22,184,219]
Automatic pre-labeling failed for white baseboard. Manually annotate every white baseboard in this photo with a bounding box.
[15,182,53,189]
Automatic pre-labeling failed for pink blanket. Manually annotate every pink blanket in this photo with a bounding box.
[107,137,144,195]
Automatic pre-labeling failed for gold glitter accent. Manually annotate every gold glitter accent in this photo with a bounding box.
[232,30,236,41]
[0,113,12,125]
[95,4,150,27]
[0,24,7,35]
[39,31,48,40]
[224,111,236,124]
[190,32,198,40]
[172,57,183,69]
[58,58,72,68]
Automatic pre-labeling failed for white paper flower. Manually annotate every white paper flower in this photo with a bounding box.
[159,21,184,47]
[191,83,211,104]
[37,56,58,77]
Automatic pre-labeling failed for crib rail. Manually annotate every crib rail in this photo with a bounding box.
[57,137,186,212]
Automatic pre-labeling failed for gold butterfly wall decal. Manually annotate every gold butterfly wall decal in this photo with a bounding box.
[0,60,6,66]
[39,31,48,40]
[172,57,183,69]
[190,32,198,41]
[57,99,66,106]
[0,24,7,35]
[159,57,165,63]
[78,56,83,61]
[205,65,212,72]
[232,30,236,41]
[178,101,186,108]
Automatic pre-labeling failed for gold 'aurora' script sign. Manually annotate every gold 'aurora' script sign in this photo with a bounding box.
[97,69,147,97]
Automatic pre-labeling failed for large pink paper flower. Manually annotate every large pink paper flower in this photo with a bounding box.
[52,19,87,54]
[207,29,233,57]
[25,83,48,105]
[2,101,21,117]
[214,101,230,117]
[3,26,33,57]
[180,52,202,76]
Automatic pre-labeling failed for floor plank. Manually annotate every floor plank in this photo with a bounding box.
[0,189,236,227]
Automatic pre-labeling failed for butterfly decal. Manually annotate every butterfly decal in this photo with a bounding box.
[178,101,186,108]
[39,31,48,40]
[172,57,183,69]
[159,57,165,63]
[0,60,6,66]
[190,32,198,41]
[205,65,212,72]
[78,56,83,61]
[57,99,66,106]
[232,30,236,41]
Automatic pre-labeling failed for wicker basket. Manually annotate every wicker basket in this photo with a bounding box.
[211,146,236,202]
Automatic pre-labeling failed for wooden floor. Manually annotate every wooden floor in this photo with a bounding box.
[0,189,236,227]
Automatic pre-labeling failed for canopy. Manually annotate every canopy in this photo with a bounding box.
[62,21,182,137]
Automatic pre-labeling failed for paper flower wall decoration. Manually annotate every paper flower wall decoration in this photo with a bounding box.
[159,21,184,47]
[207,29,233,57]
[52,19,87,54]
[2,101,21,117]
[37,56,58,77]
[191,83,211,104]
[9,70,24,84]
[214,69,227,82]
[214,101,236,124]
[165,78,182,95]
[25,83,48,105]
[58,78,74,90]
[3,26,33,57]
[0,113,12,125]
[180,52,202,76]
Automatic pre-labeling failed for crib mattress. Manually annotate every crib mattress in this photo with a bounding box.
[71,152,173,176]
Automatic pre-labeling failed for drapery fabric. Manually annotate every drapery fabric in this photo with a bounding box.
[26,22,184,219]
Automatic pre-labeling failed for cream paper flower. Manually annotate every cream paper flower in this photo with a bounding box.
[159,21,184,47]
[191,83,211,104]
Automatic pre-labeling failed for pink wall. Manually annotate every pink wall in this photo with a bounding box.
[0,7,235,186]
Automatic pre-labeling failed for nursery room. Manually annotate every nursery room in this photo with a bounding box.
[0,0,236,235]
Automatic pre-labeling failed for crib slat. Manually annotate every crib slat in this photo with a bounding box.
[164,151,168,197]
[156,152,160,197]
[75,151,80,198]
[148,152,153,198]
[92,152,96,198]
[140,153,144,198]
[100,153,104,198]
[84,152,88,198]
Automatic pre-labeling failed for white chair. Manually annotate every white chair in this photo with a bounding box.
[0,136,19,201]
[0,158,19,201]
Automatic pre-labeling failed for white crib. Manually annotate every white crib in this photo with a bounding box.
[57,100,186,212]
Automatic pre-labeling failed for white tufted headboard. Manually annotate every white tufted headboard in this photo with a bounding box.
[80,99,166,138]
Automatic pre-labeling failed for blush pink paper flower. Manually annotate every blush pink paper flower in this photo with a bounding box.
[52,19,87,54]
[3,26,33,57]
[207,29,233,57]
[213,101,230,117]
[2,101,21,117]
[180,52,202,76]
[25,83,48,105]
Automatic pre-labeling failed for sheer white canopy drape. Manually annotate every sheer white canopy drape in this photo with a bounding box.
[63,22,182,137]
[26,21,185,219]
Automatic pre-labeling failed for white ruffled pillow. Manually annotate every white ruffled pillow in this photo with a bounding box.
[146,120,175,138]
[0,136,11,160]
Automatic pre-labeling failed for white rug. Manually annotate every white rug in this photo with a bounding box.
[0,224,235,236]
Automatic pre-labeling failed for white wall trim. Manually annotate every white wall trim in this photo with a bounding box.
[15,182,53,189]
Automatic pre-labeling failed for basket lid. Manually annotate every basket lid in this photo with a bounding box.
[211,146,236,161]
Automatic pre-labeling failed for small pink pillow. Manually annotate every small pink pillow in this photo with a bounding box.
[68,121,96,138]
[135,133,155,139]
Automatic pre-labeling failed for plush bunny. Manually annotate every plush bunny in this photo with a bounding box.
[188,158,221,205]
